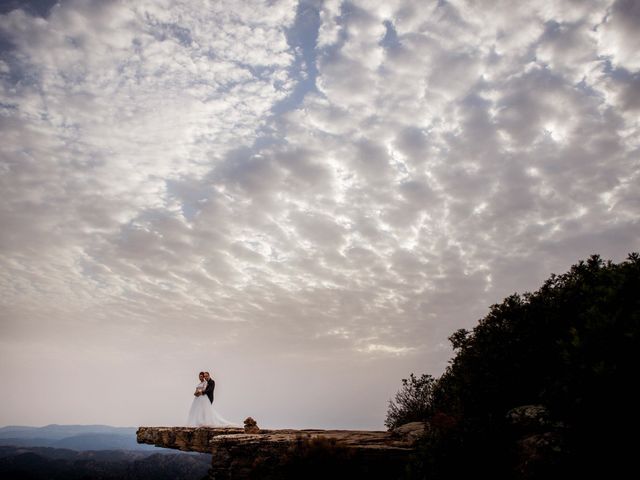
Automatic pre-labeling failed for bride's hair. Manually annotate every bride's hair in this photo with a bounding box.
[198,371,204,376]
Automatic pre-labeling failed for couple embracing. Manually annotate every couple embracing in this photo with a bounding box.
[186,371,235,427]
[196,371,215,403]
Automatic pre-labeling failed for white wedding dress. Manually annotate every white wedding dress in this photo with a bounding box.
[186,380,236,427]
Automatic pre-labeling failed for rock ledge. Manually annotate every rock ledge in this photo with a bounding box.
[137,423,424,479]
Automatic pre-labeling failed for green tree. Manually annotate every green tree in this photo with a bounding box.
[391,253,640,479]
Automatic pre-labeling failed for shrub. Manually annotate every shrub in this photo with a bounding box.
[385,373,435,430]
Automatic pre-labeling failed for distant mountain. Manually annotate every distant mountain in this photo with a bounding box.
[54,433,145,450]
[0,446,211,480]
[0,425,157,451]
[0,424,136,439]
[0,446,150,461]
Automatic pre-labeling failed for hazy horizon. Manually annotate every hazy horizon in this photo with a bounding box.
[1,0,638,430]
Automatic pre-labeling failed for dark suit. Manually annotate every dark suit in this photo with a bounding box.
[204,378,215,404]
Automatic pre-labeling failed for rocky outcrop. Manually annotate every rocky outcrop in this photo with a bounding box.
[506,405,566,479]
[137,422,425,479]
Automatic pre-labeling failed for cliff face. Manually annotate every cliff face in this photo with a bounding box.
[137,423,425,479]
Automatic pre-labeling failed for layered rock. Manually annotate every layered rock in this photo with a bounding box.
[137,422,424,479]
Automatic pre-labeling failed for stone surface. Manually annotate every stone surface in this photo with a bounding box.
[506,405,566,479]
[506,405,553,432]
[390,421,428,443]
[514,432,565,479]
[137,423,423,479]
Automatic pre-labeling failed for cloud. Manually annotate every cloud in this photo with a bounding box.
[597,0,640,71]
[0,0,638,429]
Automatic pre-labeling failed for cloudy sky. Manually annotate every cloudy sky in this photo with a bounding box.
[1,0,638,430]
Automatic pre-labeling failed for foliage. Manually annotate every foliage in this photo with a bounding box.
[390,253,640,479]
[385,373,436,430]
[0,447,211,480]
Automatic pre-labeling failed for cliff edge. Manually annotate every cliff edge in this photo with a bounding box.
[137,421,425,479]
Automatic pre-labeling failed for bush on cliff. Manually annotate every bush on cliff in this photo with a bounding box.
[385,373,435,430]
[390,253,640,479]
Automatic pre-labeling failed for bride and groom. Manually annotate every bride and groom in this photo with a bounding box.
[187,371,235,427]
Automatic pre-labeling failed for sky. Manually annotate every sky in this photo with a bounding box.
[0,0,638,430]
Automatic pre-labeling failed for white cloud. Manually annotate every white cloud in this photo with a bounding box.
[597,0,640,71]
[0,0,638,429]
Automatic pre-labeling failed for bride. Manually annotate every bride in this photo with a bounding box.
[186,371,236,427]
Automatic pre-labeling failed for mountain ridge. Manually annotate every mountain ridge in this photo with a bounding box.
[0,424,158,451]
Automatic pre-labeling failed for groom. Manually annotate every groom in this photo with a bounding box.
[202,371,215,404]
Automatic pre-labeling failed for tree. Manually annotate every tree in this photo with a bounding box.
[385,373,435,430]
[393,253,640,478]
